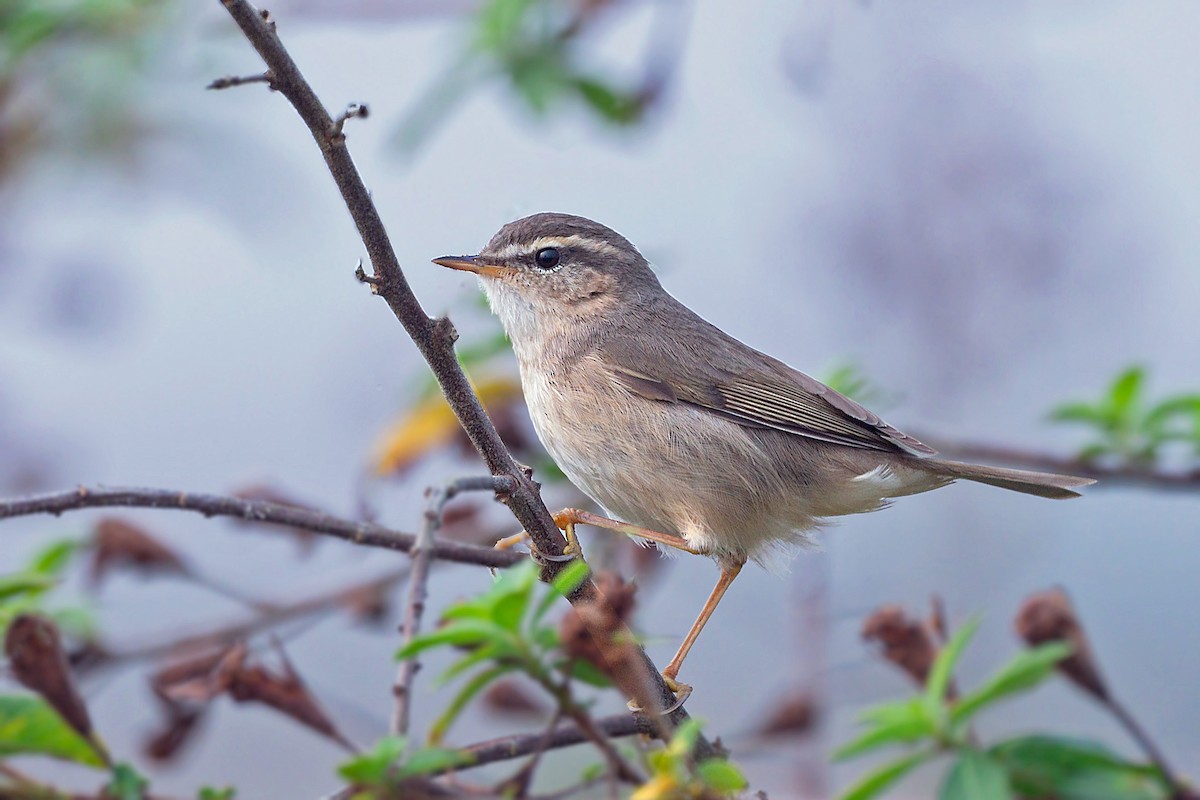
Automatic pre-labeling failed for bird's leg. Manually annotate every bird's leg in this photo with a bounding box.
[662,557,746,689]
[552,508,705,555]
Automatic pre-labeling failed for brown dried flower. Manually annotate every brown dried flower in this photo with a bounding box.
[861,605,939,688]
[1015,588,1109,701]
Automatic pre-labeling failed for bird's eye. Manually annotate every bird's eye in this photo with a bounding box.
[534,247,561,270]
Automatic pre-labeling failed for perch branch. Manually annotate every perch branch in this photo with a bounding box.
[214,0,711,755]
[0,486,522,570]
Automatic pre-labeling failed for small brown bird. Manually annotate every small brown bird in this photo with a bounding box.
[434,213,1093,695]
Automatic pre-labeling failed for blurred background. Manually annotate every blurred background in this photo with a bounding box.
[1,0,1197,797]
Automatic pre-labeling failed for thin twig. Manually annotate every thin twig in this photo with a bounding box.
[91,567,409,669]
[0,486,522,569]
[927,438,1200,492]
[214,0,714,756]
[1104,695,1192,799]
[206,71,274,90]
[392,476,510,736]
[455,713,654,775]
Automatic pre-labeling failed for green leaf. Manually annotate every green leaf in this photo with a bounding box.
[939,750,1011,800]
[834,699,937,761]
[1143,394,1200,435]
[1108,366,1145,416]
[104,763,149,800]
[0,694,105,767]
[565,658,612,688]
[991,735,1168,800]
[197,788,236,800]
[1049,402,1109,426]
[550,559,591,597]
[950,642,1071,725]
[28,539,80,576]
[492,589,530,632]
[396,618,516,660]
[572,77,643,125]
[696,759,748,793]
[339,735,407,786]
[429,664,516,744]
[0,572,56,601]
[667,718,702,758]
[395,745,476,779]
[858,697,934,728]
[438,641,515,685]
[925,616,981,711]
[836,749,933,800]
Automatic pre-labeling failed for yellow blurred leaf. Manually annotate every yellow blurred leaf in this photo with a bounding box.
[372,376,523,476]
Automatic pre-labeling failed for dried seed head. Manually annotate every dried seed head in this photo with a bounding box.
[861,605,939,688]
[1015,588,1109,701]
[5,614,97,748]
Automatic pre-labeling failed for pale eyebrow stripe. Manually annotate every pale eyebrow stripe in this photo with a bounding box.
[489,234,625,261]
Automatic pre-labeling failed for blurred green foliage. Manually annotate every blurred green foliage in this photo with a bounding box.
[0,537,93,641]
[0,0,166,180]
[396,559,597,744]
[338,735,473,795]
[1050,366,1200,464]
[396,0,659,151]
[835,618,1170,800]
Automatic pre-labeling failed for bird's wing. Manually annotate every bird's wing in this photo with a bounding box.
[597,321,936,457]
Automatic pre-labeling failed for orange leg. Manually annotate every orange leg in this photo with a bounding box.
[552,508,705,555]
[662,557,746,683]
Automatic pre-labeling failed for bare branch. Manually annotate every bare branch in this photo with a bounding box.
[392,476,510,736]
[214,0,713,755]
[0,486,522,570]
[457,713,654,775]
[206,71,274,90]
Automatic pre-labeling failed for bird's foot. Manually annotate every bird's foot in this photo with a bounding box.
[626,673,692,716]
[494,516,582,563]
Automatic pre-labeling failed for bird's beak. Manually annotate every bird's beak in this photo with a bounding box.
[432,255,515,279]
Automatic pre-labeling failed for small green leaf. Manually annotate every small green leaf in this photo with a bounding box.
[858,697,934,728]
[429,665,516,744]
[531,559,589,625]
[836,749,933,800]
[438,641,514,685]
[338,735,406,786]
[550,559,590,597]
[950,642,1072,725]
[572,76,643,125]
[696,758,748,793]
[940,750,1011,800]
[104,763,149,800]
[395,745,475,779]
[0,572,56,601]
[0,694,105,767]
[396,618,515,660]
[667,718,702,758]
[29,539,80,576]
[565,658,612,688]
[925,616,981,711]
[197,788,236,800]
[834,701,937,761]
[492,590,530,632]
[1108,366,1145,416]
[991,735,1168,800]
[1049,402,1108,426]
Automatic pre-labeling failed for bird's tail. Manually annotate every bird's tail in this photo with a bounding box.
[925,458,1095,499]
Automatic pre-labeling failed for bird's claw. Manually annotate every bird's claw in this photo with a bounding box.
[627,674,692,715]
